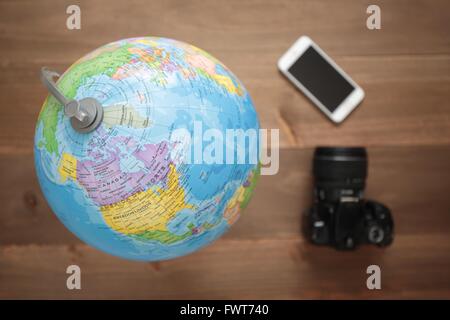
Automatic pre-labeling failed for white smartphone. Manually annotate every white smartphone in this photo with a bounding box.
[278,36,364,123]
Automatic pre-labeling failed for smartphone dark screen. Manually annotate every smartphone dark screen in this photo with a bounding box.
[287,46,355,112]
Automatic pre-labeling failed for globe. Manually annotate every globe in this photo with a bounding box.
[34,37,260,261]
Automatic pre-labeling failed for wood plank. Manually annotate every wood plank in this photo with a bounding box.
[1,0,449,64]
[1,55,449,153]
[252,55,450,148]
[1,234,449,299]
[1,147,449,245]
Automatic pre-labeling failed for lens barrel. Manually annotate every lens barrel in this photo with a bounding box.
[313,147,367,190]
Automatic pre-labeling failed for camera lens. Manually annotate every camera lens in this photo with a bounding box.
[313,147,367,190]
[307,147,394,249]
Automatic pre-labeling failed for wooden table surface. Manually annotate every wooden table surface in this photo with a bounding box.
[0,0,449,299]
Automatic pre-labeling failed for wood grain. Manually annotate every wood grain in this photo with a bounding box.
[0,0,449,299]
[1,234,450,299]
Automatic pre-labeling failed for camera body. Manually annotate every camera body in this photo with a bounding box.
[305,147,394,250]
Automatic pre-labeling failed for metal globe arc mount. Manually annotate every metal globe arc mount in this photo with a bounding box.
[40,67,103,133]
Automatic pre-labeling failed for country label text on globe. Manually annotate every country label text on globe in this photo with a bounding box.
[34,37,260,260]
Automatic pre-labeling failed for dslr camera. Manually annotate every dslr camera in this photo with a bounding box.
[305,147,394,250]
